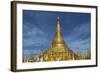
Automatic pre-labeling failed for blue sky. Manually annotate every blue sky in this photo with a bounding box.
[23,10,91,56]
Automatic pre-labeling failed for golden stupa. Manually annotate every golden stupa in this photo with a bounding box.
[39,17,84,61]
[23,17,90,63]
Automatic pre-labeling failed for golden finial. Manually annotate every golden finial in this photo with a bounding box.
[57,16,60,20]
[56,16,60,32]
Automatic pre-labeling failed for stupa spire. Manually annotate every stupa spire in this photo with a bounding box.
[51,16,65,48]
[56,16,61,32]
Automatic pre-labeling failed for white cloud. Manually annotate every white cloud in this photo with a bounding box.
[27,27,45,36]
[23,23,49,47]
[23,23,46,36]
[65,23,90,41]
[64,23,90,54]
[23,36,48,47]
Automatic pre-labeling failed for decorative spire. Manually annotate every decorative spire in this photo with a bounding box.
[56,16,61,32]
[51,16,66,48]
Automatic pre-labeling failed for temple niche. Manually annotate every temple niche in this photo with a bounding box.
[39,17,85,62]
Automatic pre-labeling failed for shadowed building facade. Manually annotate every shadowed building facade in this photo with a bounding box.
[39,17,82,61]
